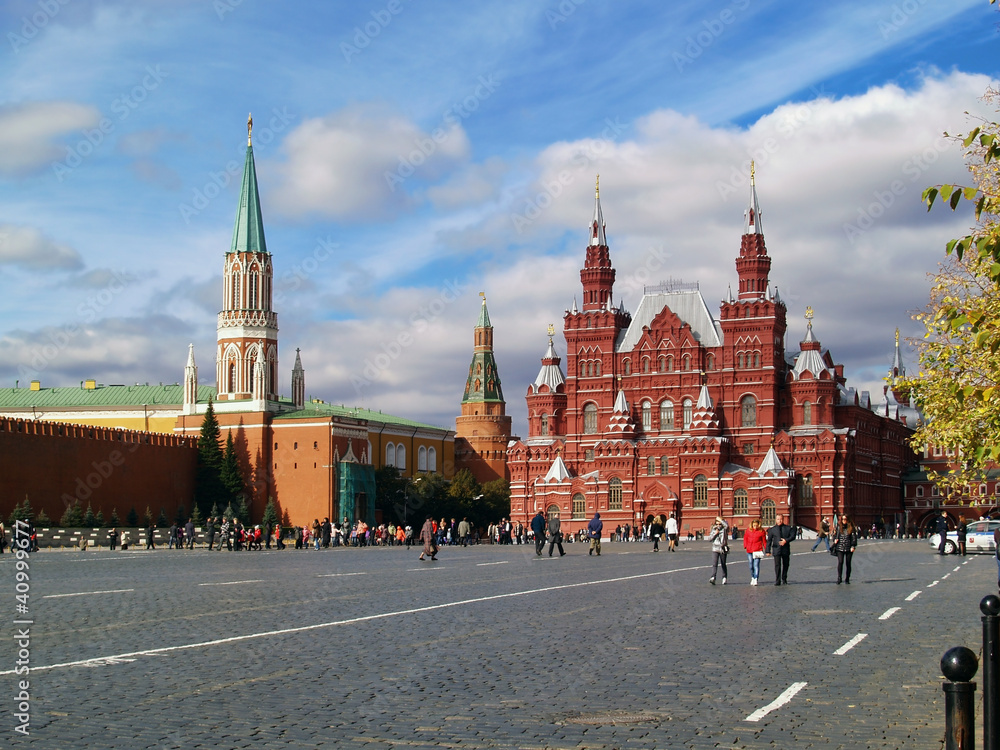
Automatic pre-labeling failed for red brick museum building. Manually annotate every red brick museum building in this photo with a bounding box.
[507,174,918,537]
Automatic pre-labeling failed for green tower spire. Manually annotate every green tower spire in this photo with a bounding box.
[462,294,504,404]
[230,113,268,255]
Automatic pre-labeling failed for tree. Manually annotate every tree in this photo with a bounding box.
[261,497,279,533]
[35,509,50,527]
[175,504,187,525]
[95,509,105,527]
[143,506,154,527]
[908,86,1000,491]
[374,466,407,524]
[83,503,96,527]
[7,496,34,525]
[60,500,85,528]
[195,399,228,516]
[157,508,169,528]
[110,507,120,526]
[236,496,251,525]
[126,506,138,527]
[479,478,511,528]
[191,504,204,526]
[220,430,247,509]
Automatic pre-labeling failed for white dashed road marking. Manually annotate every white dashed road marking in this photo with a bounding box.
[833,633,868,655]
[879,607,901,621]
[198,579,264,586]
[905,590,921,601]
[42,588,134,599]
[744,682,808,722]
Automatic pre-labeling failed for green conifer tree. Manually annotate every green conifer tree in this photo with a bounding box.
[34,509,50,527]
[84,503,96,527]
[195,399,227,516]
[110,507,120,526]
[95,509,105,527]
[220,430,247,509]
[126,506,138,527]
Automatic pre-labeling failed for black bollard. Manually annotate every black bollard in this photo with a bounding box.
[942,646,979,750]
[983,595,1000,750]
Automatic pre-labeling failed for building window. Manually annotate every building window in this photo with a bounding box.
[803,401,812,426]
[418,446,427,472]
[647,457,655,475]
[547,504,560,521]
[737,352,744,369]
[585,449,595,461]
[753,352,760,368]
[761,499,776,526]
[609,477,623,510]
[706,353,714,370]
[916,486,924,498]
[293,442,298,450]
[595,361,601,376]
[228,363,237,393]
[931,486,939,496]
[741,395,757,427]
[540,413,549,436]
[642,357,650,373]
[572,494,586,519]
[396,443,406,470]
[249,272,258,309]
[682,354,691,371]
[666,356,674,372]
[660,456,669,475]
[658,355,665,372]
[386,443,396,467]
[313,441,318,450]
[694,475,708,507]
[641,401,652,431]
[742,442,754,455]
[623,359,631,375]
[660,401,674,430]
[428,447,437,472]
[734,489,748,516]
[683,398,693,430]
[583,403,598,434]
[798,475,814,506]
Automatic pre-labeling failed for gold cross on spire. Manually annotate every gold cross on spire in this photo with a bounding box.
[804,306,814,321]
[595,174,600,198]
[546,323,554,338]
[750,160,755,185]
[895,327,900,345]
[247,113,253,146]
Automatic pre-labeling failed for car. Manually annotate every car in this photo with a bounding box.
[929,519,1000,554]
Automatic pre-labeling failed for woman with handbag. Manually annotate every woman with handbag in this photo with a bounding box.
[708,517,729,585]
[832,514,858,584]
[743,518,766,586]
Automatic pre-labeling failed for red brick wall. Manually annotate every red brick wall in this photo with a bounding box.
[0,417,197,524]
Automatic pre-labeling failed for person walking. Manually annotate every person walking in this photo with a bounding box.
[766,514,794,585]
[743,518,766,585]
[666,513,679,551]
[708,517,729,585]
[458,517,471,547]
[811,517,831,552]
[418,516,437,561]
[547,512,566,557]
[145,524,156,550]
[650,515,665,552]
[832,514,858,584]
[531,510,547,557]
[587,512,603,556]
[957,515,968,556]
[185,518,195,550]
[205,517,216,551]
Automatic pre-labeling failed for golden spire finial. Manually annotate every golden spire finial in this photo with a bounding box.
[804,306,814,322]
[546,323,554,338]
[596,174,600,198]
[895,327,900,345]
[750,160,755,185]
[479,291,486,305]
[247,113,253,146]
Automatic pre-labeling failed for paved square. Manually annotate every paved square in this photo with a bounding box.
[2,539,993,748]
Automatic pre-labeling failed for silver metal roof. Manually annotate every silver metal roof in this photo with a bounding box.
[616,286,723,352]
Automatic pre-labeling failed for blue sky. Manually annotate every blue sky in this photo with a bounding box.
[0,0,998,436]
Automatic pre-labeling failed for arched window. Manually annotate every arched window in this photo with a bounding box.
[660,400,674,430]
[623,359,631,375]
[427,447,437,473]
[386,443,396,468]
[249,272,258,309]
[227,363,236,393]
[231,273,241,309]
[641,401,652,431]
[540,413,549,436]
[741,395,757,427]
[572,494,586,519]
[658,356,665,372]
[666,355,674,372]
[761,499,776,526]
[418,446,427,472]
[737,353,745,369]
[734,489,748,516]
[642,357,650,373]
[396,443,406,470]
[660,456,669,475]
[753,352,760,368]
[584,362,591,377]
[647,457,655,475]
[694,475,708,507]
[583,403,598,434]
[608,477,623,510]
[682,398,693,430]
[594,361,601,376]
[706,353,714,371]
[798,475,814,506]
[916,486,924,498]
[803,400,812,426]
[682,354,691,371]
[547,504,560,521]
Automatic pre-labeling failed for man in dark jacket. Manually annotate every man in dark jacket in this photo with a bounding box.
[185,518,195,549]
[530,510,546,556]
[766,514,795,585]
[936,511,950,555]
[587,513,603,556]
[547,513,565,557]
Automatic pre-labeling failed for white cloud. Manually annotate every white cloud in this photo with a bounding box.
[0,223,84,271]
[0,101,100,176]
[266,103,470,221]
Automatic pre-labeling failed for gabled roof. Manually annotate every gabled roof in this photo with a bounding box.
[616,285,722,352]
[757,446,787,476]
[543,456,572,482]
[0,383,217,408]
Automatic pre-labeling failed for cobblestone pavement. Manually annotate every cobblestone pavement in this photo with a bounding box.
[1,538,993,748]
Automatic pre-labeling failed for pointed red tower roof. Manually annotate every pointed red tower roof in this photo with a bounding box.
[581,175,615,311]
[736,161,771,301]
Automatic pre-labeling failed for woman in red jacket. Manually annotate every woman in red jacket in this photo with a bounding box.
[743,518,767,586]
